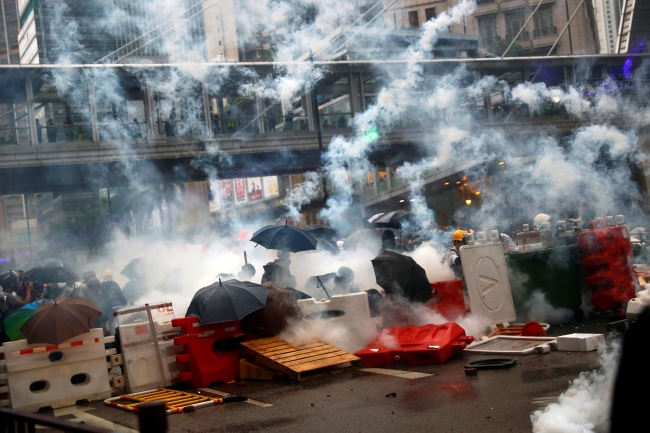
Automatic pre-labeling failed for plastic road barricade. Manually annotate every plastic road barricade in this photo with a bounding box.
[355,323,473,367]
[172,316,255,388]
[428,280,466,319]
[459,239,517,325]
[115,302,183,393]
[504,245,583,310]
[0,328,123,412]
[297,292,382,347]
[578,219,637,312]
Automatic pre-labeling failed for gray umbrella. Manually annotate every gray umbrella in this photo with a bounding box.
[185,279,269,325]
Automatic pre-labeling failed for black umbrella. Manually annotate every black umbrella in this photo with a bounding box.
[305,225,338,240]
[315,237,340,255]
[23,266,80,284]
[367,211,415,229]
[185,279,270,325]
[41,258,81,275]
[371,250,431,304]
[121,257,144,280]
[342,229,382,251]
[250,224,318,253]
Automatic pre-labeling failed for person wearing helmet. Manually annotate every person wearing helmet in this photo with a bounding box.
[533,213,550,231]
[100,270,127,335]
[443,230,467,282]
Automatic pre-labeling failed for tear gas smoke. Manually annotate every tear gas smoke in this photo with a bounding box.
[531,340,621,433]
[21,0,650,368]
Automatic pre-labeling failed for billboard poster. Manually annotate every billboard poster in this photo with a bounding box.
[235,178,247,205]
[262,176,279,198]
[219,179,233,208]
[207,181,220,213]
[247,177,263,201]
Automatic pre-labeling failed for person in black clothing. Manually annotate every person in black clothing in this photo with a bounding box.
[101,270,127,333]
[35,119,43,143]
[46,118,57,143]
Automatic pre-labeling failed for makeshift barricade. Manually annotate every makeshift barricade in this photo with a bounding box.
[115,302,183,393]
[354,323,473,367]
[578,217,637,312]
[172,316,255,388]
[297,292,382,344]
[459,234,517,325]
[428,280,466,319]
[0,328,123,412]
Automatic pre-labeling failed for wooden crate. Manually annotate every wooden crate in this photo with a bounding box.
[239,337,360,381]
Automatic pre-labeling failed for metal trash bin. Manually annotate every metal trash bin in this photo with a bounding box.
[505,245,582,310]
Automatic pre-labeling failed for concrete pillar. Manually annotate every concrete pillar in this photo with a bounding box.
[144,86,159,136]
[349,72,362,115]
[255,95,265,134]
[88,84,100,142]
[359,72,367,112]
[202,84,212,135]
[25,80,38,145]
[303,92,315,131]
[386,166,393,190]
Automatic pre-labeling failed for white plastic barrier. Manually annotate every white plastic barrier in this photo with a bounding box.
[297,292,382,344]
[626,297,646,321]
[119,321,182,393]
[0,328,123,412]
[115,302,182,393]
[459,235,517,325]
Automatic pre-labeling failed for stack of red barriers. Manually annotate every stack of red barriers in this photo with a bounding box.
[172,316,255,388]
[578,218,637,313]
[355,323,474,367]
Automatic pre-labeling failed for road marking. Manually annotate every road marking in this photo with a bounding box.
[198,388,273,407]
[532,396,560,409]
[51,405,138,432]
[360,368,433,379]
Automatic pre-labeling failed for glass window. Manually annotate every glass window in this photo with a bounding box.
[408,11,419,27]
[425,8,436,22]
[505,9,526,38]
[534,5,555,37]
[478,14,498,45]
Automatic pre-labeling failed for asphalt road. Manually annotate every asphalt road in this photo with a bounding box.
[35,315,618,433]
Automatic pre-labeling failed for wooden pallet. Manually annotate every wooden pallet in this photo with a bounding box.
[239,337,361,381]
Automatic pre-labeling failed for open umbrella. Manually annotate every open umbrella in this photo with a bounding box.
[342,229,382,252]
[20,297,102,345]
[305,225,338,240]
[186,279,269,325]
[315,237,340,255]
[241,283,303,338]
[23,266,80,284]
[367,211,416,229]
[40,258,81,275]
[250,224,318,253]
[3,301,40,341]
[121,257,144,280]
[371,250,431,304]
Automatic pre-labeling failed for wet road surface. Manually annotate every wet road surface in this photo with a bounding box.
[35,316,616,433]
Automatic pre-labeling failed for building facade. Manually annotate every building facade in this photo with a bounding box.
[593,0,623,53]
[383,0,599,56]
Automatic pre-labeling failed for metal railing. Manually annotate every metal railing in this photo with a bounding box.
[505,31,529,42]
[0,401,167,433]
[0,407,114,433]
[533,27,557,38]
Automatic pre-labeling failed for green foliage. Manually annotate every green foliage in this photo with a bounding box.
[488,40,522,57]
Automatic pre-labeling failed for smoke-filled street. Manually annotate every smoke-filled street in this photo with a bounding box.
[0,0,649,432]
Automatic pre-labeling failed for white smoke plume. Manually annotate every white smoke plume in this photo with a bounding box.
[531,340,621,433]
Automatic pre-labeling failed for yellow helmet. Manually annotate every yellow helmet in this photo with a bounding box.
[452,230,467,241]
[103,269,114,277]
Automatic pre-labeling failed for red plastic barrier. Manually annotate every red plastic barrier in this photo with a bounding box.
[428,280,466,319]
[354,323,474,367]
[172,316,255,388]
[578,220,637,312]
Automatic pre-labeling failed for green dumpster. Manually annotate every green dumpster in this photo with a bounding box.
[504,245,582,310]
